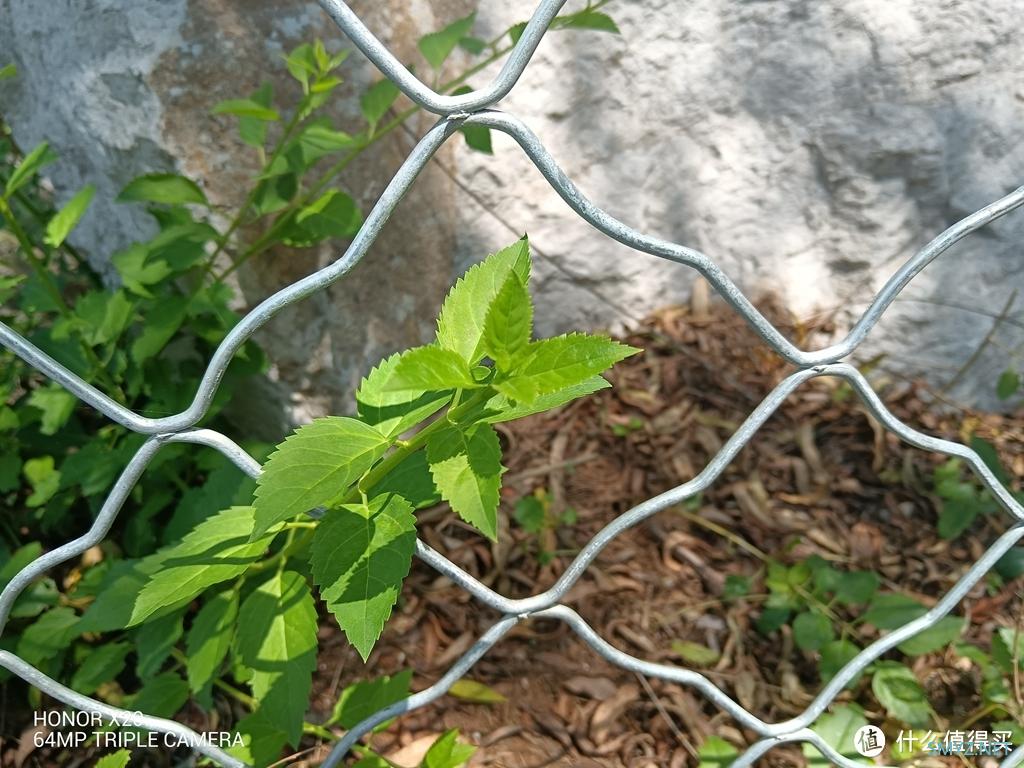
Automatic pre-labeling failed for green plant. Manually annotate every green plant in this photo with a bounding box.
[749,552,1024,760]
[513,487,577,564]
[1,5,625,762]
[0,70,272,719]
[353,728,476,768]
[95,750,131,768]
[998,368,1021,400]
[678,456,1023,765]
[74,237,636,764]
[931,437,1009,540]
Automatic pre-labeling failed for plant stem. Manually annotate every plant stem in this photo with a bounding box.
[9,190,99,281]
[243,387,492,581]
[0,195,124,397]
[343,387,493,505]
[210,37,523,284]
[201,99,310,279]
[214,679,258,710]
[210,105,414,283]
[675,506,862,638]
[247,526,308,574]
[303,722,339,742]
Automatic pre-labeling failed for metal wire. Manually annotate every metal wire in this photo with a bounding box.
[0,1,1021,766]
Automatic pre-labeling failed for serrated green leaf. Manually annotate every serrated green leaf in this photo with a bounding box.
[803,704,870,766]
[553,8,620,34]
[311,494,416,661]
[118,173,208,206]
[186,590,238,709]
[459,36,487,54]
[998,369,1021,399]
[78,559,152,633]
[508,22,528,46]
[16,607,79,666]
[44,185,94,247]
[296,120,358,162]
[230,710,288,767]
[0,63,16,81]
[284,42,317,91]
[128,506,277,626]
[427,424,503,540]
[449,678,506,703]
[236,570,317,746]
[497,333,639,403]
[253,416,390,537]
[938,496,981,539]
[0,543,42,590]
[252,172,297,215]
[871,661,931,727]
[419,12,476,70]
[356,352,452,439]
[27,385,77,435]
[6,141,57,197]
[212,98,280,121]
[897,616,964,656]
[112,243,172,296]
[361,78,400,131]
[425,729,477,768]
[134,609,183,678]
[382,345,479,393]
[756,603,792,635]
[818,639,861,685]
[832,571,879,605]
[23,456,60,507]
[95,750,131,768]
[697,736,739,768]
[281,189,362,246]
[483,271,532,370]
[10,577,57,619]
[71,641,131,695]
[793,611,834,651]
[861,593,926,630]
[436,238,530,363]
[369,451,440,509]
[513,495,545,533]
[164,461,253,545]
[73,289,135,347]
[129,672,189,718]
[331,669,412,728]
[130,294,188,364]
[992,626,1024,674]
[483,375,610,423]
[239,82,273,147]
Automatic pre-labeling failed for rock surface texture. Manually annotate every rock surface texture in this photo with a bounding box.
[2,0,1022,414]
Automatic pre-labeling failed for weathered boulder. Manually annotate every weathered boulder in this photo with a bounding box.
[2,0,1022,415]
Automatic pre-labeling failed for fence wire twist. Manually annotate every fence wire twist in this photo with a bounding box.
[0,1,1023,766]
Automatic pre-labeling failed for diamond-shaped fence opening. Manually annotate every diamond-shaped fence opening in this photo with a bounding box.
[1,1,1023,766]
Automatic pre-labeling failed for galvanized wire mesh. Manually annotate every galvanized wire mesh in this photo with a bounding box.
[1,1,1023,766]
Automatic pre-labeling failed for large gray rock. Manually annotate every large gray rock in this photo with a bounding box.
[2,0,1022,415]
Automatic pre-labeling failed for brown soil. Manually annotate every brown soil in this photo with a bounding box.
[8,295,1024,768]
[290,296,1024,768]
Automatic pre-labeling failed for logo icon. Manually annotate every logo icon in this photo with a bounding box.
[854,725,886,757]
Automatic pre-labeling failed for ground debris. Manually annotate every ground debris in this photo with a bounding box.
[305,295,1023,768]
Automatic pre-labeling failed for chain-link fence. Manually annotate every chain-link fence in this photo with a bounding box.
[2,1,1024,766]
